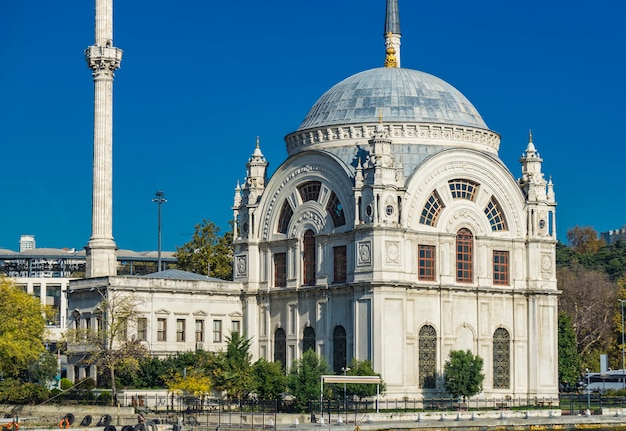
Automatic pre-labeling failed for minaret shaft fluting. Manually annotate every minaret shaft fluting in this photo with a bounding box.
[85,0,122,278]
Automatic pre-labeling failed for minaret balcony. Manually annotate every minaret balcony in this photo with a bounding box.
[85,46,123,70]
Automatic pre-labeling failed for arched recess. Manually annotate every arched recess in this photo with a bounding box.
[254,151,356,241]
[455,323,476,352]
[274,328,286,369]
[333,325,347,373]
[303,326,316,352]
[405,148,525,237]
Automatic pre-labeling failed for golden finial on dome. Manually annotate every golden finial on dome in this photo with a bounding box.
[378,109,383,124]
[384,32,398,68]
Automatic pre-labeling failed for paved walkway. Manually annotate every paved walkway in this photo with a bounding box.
[277,413,626,431]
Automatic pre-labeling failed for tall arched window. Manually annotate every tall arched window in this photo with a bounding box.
[303,230,316,285]
[493,328,510,389]
[303,326,316,352]
[456,228,473,283]
[274,328,286,369]
[333,325,347,373]
[419,325,437,389]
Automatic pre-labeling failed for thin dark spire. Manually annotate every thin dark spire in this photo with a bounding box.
[384,0,401,35]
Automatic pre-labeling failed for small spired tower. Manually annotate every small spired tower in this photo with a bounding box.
[84,0,123,277]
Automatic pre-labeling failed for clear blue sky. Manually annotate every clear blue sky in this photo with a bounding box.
[1,0,625,252]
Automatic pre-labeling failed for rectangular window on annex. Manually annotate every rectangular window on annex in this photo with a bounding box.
[274,252,287,287]
[493,250,509,285]
[157,318,167,342]
[176,319,186,342]
[418,245,436,281]
[195,320,204,342]
[137,317,147,341]
[213,320,222,343]
[231,320,240,335]
[333,245,347,283]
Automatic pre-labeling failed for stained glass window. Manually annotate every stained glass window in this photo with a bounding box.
[333,326,347,373]
[303,230,316,285]
[493,328,510,389]
[420,191,444,226]
[326,191,346,227]
[419,325,437,388]
[274,328,287,369]
[277,200,293,234]
[303,326,316,353]
[298,181,321,202]
[484,197,508,231]
[456,228,473,283]
[448,179,479,201]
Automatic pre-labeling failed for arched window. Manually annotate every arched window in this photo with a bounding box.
[420,190,445,226]
[277,200,293,234]
[303,230,316,285]
[274,328,286,369]
[493,328,510,389]
[298,181,321,202]
[419,325,437,388]
[303,326,316,353]
[326,191,346,227]
[456,228,473,283]
[484,196,508,231]
[333,325,347,373]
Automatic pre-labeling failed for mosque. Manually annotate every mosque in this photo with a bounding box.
[231,0,559,398]
[68,0,559,400]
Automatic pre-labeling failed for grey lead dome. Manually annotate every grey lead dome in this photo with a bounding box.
[298,67,487,131]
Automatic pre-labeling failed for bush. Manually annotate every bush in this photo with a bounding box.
[60,378,73,391]
[97,391,112,405]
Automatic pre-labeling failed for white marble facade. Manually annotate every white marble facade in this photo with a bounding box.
[230,2,559,399]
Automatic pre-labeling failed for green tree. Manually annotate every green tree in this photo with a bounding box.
[211,333,254,400]
[27,351,59,385]
[345,359,385,400]
[251,359,287,400]
[175,219,233,280]
[558,313,581,389]
[287,350,330,412]
[443,350,484,401]
[0,278,49,379]
[64,291,148,405]
[567,226,605,255]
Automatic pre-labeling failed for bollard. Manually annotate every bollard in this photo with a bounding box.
[416,413,421,423]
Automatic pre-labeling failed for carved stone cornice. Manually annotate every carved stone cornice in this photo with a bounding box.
[285,123,500,154]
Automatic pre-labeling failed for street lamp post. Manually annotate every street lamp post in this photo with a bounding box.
[342,366,351,423]
[152,191,167,272]
[618,299,626,388]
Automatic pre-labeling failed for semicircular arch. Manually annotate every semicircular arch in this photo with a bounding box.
[256,151,355,241]
[405,149,525,238]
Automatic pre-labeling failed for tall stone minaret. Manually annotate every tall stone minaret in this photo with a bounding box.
[384,0,401,67]
[84,0,122,277]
